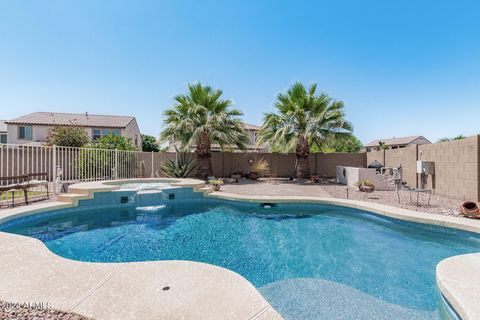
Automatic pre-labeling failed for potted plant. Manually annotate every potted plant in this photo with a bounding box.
[208,179,224,191]
[249,158,269,180]
[354,179,375,193]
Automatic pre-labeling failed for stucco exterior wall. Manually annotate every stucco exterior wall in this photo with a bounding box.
[336,166,392,190]
[123,119,142,148]
[6,124,140,147]
[7,124,52,144]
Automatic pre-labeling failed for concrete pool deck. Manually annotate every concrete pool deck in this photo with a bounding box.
[0,178,479,319]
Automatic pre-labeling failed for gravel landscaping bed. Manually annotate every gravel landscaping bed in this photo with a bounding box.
[0,301,91,320]
[322,184,463,217]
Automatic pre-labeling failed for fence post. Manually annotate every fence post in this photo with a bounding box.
[150,151,155,177]
[52,145,58,194]
[114,148,118,179]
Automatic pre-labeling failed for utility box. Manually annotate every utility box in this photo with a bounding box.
[417,160,435,175]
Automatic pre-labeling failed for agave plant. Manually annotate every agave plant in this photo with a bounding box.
[160,154,196,178]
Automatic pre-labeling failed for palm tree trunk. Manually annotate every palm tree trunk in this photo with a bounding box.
[195,132,213,179]
[295,135,310,179]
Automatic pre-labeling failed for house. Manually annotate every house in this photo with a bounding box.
[0,120,7,144]
[241,123,267,152]
[168,123,268,152]
[5,112,142,148]
[364,135,431,152]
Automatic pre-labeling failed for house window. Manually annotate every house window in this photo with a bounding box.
[0,133,6,144]
[18,126,33,140]
[92,128,121,140]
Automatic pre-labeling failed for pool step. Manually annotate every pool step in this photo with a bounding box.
[56,193,92,205]
[196,186,214,195]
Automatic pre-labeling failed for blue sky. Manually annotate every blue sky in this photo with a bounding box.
[0,1,479,144]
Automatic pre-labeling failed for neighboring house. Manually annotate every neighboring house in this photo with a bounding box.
[5,112,142,148]
[0,120,7,144]
[168,123,268,152]
[364,135,431,152]
[241,123,267,152]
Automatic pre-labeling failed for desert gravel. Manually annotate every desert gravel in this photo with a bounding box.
[0,301,92,320]
[321,184,463,216]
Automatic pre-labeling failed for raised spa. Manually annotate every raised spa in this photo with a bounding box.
[0,187,476,319]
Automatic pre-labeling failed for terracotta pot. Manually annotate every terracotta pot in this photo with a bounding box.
[249,172,259,180]
[362,186,374,193]
[359,183,375,193]
[461,201,480,218]
[212,184,221,191]
[310,175,320,183]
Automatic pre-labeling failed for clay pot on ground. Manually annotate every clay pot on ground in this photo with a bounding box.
[460,201,480,218]
[358,182,375,193]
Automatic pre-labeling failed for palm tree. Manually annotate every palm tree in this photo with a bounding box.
[160,83,248,179]
[257,82,352,179]
[438,135,466,142]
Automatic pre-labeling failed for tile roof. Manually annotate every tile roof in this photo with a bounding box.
[0,120,6,132]
[365,135,430,147]
[5,112,135,128]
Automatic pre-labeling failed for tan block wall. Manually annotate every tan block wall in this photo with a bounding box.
[0,145,365,183]
[366,150,385,167]
[366,136,480,201]
[317,153,366,177]
[418,136,479,201]
[384,146,418,187]
[199,152,366,178]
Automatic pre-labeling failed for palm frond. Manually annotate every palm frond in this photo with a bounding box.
[259,82,353,153]
[160,82,249,152]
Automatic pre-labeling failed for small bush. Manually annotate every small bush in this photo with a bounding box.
[250,157,269,174]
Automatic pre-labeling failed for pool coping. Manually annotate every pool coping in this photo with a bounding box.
[0,179,479,319]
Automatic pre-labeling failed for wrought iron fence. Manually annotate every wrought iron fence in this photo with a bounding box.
[0,144,171,194]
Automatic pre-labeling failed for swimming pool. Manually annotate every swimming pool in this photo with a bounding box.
[0,188,476,320]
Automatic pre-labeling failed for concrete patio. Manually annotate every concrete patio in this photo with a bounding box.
[221,178,332,197]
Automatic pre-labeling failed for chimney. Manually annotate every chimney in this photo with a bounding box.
[85,112,89,118]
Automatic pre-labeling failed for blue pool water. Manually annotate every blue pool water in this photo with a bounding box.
[0,190,477,319]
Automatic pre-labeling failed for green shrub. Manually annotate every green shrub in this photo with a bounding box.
[46,126,89,147]
[208,179,224,185]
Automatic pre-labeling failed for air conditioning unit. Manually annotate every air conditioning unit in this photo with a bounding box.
[416,160,435,175]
